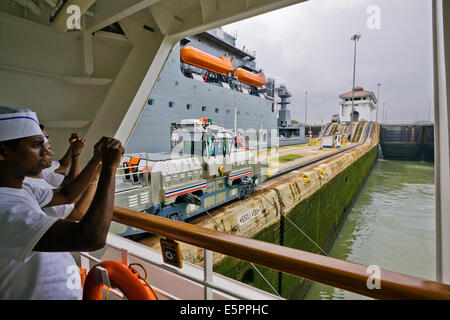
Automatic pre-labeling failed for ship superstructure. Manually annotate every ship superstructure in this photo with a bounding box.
[125,28,278,155]
[276,85,305,146]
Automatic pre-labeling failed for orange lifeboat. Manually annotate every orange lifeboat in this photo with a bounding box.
[235,68,267,87]
[180,46,234,76]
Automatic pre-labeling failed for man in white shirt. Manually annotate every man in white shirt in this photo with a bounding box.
[0,106,124,299]
[24,169,101,222]
[40,126,85,188]
[24,129,96,221]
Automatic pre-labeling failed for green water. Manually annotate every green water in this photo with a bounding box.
[304,159,435,300]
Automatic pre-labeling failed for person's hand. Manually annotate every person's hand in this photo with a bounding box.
[69,133,80,143]
[92,137,108,163]
[101,138,124,169]
[71,137,86,156]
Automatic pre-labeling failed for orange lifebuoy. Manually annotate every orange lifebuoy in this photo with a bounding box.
[83,260,158,300]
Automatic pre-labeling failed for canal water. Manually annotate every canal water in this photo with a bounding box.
[304,159,435,300]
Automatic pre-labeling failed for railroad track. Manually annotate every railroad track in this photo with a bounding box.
[264,121,374,182]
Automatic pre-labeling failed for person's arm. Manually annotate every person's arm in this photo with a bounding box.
[60,137,86,187]
[45,137,103,206]
[33,137,124,252]
[65,164,101,221]
[57,133,79,172]
[45,156,100,207]
[57,147,72,172]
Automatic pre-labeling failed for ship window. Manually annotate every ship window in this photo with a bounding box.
[215,108,220,113]
[184,141,205,156]
[175,81,179,86]
[227,109,231,115]
[226,139,233,154]
[223,138,228,156]
[237,111,241,116]
[169,101,175,108]
[202,106,207,112]
[208,136,215,156]
[148,99,154,105]
[187,104,191,110]
[206,136,222,157]
[216,139,223,154]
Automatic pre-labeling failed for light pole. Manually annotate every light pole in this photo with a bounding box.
[376,83,381,123]
[305,91,308,138]
[349,33,361,142]
[428,100,432,122]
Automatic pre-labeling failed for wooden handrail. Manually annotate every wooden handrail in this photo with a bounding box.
[113,206,450,299]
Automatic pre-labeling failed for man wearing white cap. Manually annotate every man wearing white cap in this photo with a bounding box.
[24,129,96,221]
[0,106,124,299]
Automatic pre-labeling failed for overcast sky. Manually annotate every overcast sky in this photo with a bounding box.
[222,0,433,125]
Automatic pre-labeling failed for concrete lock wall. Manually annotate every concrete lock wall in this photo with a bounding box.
[212,145,378,299]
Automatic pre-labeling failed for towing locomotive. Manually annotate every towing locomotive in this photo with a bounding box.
[111,118,270,236]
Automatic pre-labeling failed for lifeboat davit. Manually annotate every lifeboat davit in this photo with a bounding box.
[180,46,234,76]
[235,68,267,87]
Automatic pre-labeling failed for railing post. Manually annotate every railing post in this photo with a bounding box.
[204,249,213,300]
[80,252,91,271]
[433,0,450,284]
[120,248,129,266]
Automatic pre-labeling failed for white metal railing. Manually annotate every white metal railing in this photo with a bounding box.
[116,153,151,189]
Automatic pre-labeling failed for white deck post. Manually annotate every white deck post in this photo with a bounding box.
[433,0,450,284]
[81,29,176,164]
[204,249,213,300]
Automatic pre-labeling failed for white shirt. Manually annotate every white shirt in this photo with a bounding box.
[0,185,82,300]
[40,160,65,188]
[23,177,74,219]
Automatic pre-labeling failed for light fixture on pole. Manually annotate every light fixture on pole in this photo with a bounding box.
[305,91,308,138]
[349,33,361,142]
[428,100,432,122]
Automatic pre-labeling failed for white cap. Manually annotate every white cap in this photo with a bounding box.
[0,111,44,142]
